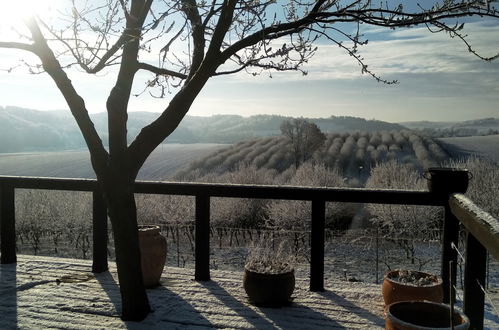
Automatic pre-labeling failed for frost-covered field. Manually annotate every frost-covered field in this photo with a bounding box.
[438,134,499,162]
[0,143,226,180]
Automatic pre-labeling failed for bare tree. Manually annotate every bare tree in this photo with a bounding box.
[366,160,441,264]
[1,0,498,321]
[281,118,326,167]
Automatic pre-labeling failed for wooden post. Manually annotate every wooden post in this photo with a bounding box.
[310,199,325,291]
[463,232,487,330]
[195,194,210,281]
[427,168,469,304]
[0,183,16,264]
[92,189,108,273]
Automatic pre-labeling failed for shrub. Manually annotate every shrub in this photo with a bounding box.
[266,162,349,231]
[365,160,441,263]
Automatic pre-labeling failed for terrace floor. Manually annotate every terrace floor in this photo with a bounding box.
[0,255,386,329]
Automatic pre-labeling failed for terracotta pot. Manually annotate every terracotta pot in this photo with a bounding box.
[382,270,443,306]
[243,268,295,307]
[385,301,469,330]
[425,167,470,194]
[138,225,167,288]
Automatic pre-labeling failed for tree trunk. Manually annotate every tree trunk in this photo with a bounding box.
[105,181,151,321]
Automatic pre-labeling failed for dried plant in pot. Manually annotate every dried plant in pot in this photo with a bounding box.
[382,269,443,307]
[243,240,295,307]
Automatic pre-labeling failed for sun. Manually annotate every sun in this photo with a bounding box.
[0,0,60,32]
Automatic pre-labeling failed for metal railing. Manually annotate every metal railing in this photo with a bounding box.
[0,172,497,329]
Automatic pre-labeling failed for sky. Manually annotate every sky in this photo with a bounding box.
[0,1,498,123]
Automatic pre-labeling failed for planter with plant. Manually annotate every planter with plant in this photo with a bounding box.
[243,240,295,307]
[382,269,443,306]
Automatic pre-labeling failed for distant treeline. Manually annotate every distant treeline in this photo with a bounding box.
[0,106,404,152]
[412,127,499,138]
[402,117,499,137]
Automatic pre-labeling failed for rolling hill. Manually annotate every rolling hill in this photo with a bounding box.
[1,106,404,152]
[437,134,499,163]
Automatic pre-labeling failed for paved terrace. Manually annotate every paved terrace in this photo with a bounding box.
[0,255,386,329]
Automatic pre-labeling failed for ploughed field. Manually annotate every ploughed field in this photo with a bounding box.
[438,134,499,162]
[0,143,226,180]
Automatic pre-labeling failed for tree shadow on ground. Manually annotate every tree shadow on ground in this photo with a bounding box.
[0,264,17,329]
[96,272,215,328]
[94,271,122,315]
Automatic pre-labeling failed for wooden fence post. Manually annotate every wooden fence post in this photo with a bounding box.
[0,183,16,264]
[195,194,210,281]
[427,168,469,304]
[463,232,487,330]
[310,199,325,291]
[92,189,108,273]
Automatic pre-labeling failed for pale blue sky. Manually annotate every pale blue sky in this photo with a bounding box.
[0,2,498,123]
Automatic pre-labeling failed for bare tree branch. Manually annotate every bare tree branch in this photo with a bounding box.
[0,41,36,53]
[22,17,109,176]
[137,62,188,79]
[181,0,206,80]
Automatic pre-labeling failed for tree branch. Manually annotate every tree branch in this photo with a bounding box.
[137,62,188,79]
[204,0,238,63]
[0,41,36,53]
[181,0,206,80]
[23,17,109,177]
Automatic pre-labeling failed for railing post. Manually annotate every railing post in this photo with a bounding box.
[0,183,16,264]
[310,199,325,291]
[441,205,460,304]
[426,168,469,304]
[92,189,108,273]
[463,232,487,330]
[195,194,210,281]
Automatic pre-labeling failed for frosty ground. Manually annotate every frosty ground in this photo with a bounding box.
[1,255,499,329]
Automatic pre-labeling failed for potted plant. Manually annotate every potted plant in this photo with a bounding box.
[243,240,295,307]
[385,300,469,330]
[138,225,167,288]
[382,269,443,306]
[424,167,470,193]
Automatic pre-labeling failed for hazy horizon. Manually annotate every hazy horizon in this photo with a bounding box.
[2,104,498,124]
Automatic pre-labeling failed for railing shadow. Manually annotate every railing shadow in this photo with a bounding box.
[0,263,17,329]
[200,280,277,329]
[258,302,347,329]
[144,283,214,329]
[317,290,385,327]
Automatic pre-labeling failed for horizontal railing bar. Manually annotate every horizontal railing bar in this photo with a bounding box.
[0,175,444,206]
[134,181,444,205]
[449,194,499,261]
[0,176,97,191]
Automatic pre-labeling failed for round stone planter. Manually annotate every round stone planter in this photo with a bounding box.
[385,301,469,330]
[243,268,295,307]
[138,225,167,288]
[382,270,443,306]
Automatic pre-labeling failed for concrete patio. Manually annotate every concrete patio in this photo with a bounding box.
[0,255,386,329]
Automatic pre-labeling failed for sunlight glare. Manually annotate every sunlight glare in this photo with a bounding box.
[0,0,59,32]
